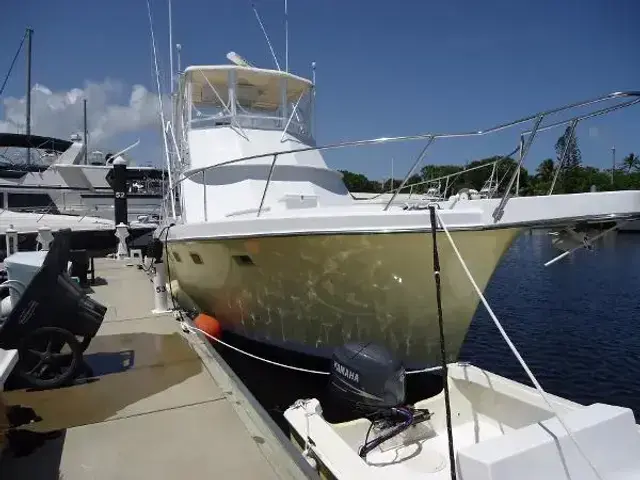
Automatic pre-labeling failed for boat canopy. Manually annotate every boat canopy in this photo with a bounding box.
[183,65,312,110]
[0,133,72,152]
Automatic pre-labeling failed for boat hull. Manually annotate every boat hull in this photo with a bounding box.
[166,229,519,364]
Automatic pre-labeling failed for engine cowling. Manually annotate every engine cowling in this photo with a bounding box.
[329,342,406,413]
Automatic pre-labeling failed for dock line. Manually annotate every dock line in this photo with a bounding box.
[181,323,330,376]
[181,322,444,376]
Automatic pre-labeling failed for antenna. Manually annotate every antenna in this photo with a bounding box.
[110,139,140,160]
[311,61,316,136]
[284,0,289,72]
[251,2,281,70]
[176,44,182,74]
[83,98,88,165]
[226,51,254,67]
[146,0,176,219]
[25,28,33,165]
[168,0,174,94]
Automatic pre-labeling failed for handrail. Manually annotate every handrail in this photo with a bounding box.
[384,136,435,210]
[492,114,544,221]
[170,90,640,218]
[371,144,521,202]
[549,119,579,195]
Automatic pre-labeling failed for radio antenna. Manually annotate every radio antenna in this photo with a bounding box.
[176,44,182,74]
[251,2,281,70]
[168,0,175,93]
[284,0,289,72]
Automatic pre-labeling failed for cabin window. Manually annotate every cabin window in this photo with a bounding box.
[172,252,182,263]
[190,76,230,128]
[233,255,255,266]
[189,252,203,265]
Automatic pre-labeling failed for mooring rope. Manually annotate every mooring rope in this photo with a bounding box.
[181,322,442,377]
[181,323,331,375]
[434,208,604,480]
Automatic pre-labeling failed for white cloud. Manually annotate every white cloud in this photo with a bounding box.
[0,79,168,147]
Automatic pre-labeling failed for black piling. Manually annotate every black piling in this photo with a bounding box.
[112,158,128,225]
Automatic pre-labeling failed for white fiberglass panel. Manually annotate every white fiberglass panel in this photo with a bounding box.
[182,127,351,220]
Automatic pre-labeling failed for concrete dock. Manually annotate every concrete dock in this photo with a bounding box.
[0,258,314,479]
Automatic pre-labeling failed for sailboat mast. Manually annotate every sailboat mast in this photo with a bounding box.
[25,28,33,165]
[83,98,88,164]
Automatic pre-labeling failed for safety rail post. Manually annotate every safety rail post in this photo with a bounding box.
[257,154,279,217]
[492,114,544,222]
[384,136,436,211]
[548,118,579,195]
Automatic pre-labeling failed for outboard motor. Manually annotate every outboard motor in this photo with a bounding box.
[329,341,406,413]
[330,342,433,459]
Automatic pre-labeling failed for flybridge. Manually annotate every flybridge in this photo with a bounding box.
[179,65,315,143]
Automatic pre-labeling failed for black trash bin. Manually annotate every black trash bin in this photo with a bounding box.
[69,249,90,287]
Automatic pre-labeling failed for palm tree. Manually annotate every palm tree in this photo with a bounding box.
[622,153,640,173]
[536,158,555,183]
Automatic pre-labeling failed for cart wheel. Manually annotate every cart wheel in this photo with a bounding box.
[16,327,83,389]
[78,335,92,352]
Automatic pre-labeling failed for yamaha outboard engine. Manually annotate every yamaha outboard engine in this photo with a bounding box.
[329,341,406,413]
[330,342,433,459]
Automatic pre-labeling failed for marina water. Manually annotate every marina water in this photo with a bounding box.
[213,230,640,430]
[462,229,640,414]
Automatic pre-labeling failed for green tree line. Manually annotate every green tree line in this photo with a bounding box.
[340,127,640,196]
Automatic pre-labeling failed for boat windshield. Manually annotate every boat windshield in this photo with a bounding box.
[185,67,313,140]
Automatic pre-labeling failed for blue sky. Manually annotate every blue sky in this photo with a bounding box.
[1,0,638,179]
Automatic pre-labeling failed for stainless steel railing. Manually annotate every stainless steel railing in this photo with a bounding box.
[171,90,640,220]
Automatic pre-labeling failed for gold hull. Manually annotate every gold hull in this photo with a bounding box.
[166,229,519,364]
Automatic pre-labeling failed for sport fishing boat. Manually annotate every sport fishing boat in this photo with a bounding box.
[160,57,640,366]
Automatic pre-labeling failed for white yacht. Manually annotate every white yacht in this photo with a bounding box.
[0,132,166,224]
[161,59,640,366]
[0,133,166,258]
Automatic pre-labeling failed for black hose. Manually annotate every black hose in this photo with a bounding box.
[358,407,414,458]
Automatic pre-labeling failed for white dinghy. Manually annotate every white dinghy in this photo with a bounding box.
[284,207,640,480]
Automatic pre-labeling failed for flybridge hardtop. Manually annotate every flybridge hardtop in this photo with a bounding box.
[181,64,313,102]
[0,133,72,152]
